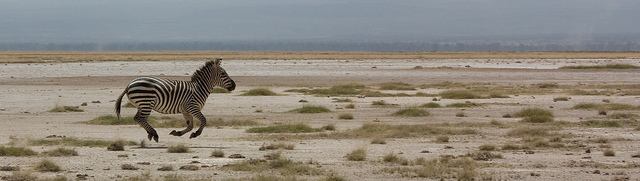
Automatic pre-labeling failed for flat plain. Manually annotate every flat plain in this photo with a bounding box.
[1,51,640,180]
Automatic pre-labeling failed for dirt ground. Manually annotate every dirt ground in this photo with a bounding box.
[1,58,640,180]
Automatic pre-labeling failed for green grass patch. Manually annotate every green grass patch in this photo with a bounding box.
[0,146,37,156]
[49,105,84,112]
[240,88,278,96]
[289,105,331,113]
[330,123,477,139]
[572,103,639,110]
[247,123,323,133]
[581,120,623,127]
[446,102,481,108]
[11,137,136,148]
[439,90,482,99]
[42,148,78,157]
[421,102,441,108]
[560,64,640,69]
[513,107,554,123]
[378,82,416,90]
[392,108,430,117]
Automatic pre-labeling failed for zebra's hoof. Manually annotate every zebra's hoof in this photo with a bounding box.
[189,132,200,139]
[169,130,182,136]
[148,134,159,142]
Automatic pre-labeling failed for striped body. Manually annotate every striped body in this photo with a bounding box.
[127,77,209,114]
[115,59,235,142]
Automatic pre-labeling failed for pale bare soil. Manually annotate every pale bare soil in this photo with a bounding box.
[1,58,640,180]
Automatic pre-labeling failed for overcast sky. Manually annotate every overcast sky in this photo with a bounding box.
[1,0,639,43]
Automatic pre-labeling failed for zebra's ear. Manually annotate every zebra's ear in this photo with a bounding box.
[214,58,222,66]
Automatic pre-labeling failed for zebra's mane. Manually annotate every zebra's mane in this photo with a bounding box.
[191,60,217,82]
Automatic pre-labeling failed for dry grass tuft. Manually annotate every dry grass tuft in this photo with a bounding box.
[259,142,295,151]
[346,148,367,161]
[36,159,61,172]
[42,147,78,157]
[167,144,190,153]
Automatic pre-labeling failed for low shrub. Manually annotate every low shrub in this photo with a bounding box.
[346,148,367,161]
[514,107,554,123]
[240,88,278,96]
[36,159,61,172]
[0,146,38,156]
[435,136,449,143]
[392,108,430,117]
[211,149,225,158]
[338,113,354,119]
[289,105,331,113]
[167,144,190,153]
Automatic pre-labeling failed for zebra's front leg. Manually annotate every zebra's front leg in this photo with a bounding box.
[189,111,207,139]
[134,110,159,142]
[170,112,194,137]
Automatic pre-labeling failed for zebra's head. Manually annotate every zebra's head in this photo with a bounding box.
[212,59,236,91]
[193,58,236,92]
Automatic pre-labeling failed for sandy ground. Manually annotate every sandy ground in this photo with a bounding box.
[1,59,640,180]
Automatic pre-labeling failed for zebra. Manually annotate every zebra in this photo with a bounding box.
[114,59,235,142]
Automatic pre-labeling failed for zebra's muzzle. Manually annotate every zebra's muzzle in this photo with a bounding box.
[225,80,236,91]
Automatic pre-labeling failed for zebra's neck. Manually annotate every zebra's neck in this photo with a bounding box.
[193,75,215,93]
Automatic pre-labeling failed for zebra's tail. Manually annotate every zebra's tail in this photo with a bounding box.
[115,86,129,120]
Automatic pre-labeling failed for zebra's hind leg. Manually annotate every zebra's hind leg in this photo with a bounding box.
[170,112,194,137]
[134,110,159,142]
[189,110,207,139]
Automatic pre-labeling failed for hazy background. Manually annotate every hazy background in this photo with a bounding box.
[1,0,639,51]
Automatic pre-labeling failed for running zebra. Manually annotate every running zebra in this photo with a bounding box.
[115,59,235,142]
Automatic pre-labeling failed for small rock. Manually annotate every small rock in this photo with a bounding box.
[444,146,453,149]
[420,150,430,153]
[179,165,200,171]
[525,150,535,154]
[80,102,88,106]
[91,101,101,103]
[228,154,245,158]
[585,148,591,153]
[593,170,601,174]
[137,162,151,165]
[299,99,308,102]
[190,161,200,164]
[117,154,128,158]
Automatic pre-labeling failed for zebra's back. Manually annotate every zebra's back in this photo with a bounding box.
[126,76,195,114]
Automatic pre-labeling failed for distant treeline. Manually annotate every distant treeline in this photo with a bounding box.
[1,41,639,52]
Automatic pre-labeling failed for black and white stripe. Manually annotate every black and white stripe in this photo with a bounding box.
[115,59,235,142]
